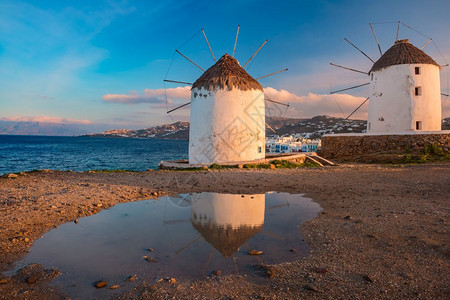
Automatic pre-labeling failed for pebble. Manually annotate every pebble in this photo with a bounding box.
[314,268,329,274]
[248,249,263,256]
[289,248,296,252]
[125,275,136,282]
[152,192,159,197]
[93,280,107,288]
[147,248,155,252]
[0,278,8,284]
[270,164,276,170]
[25,275,39,284]
[343,215,353,220]
[211,270,222,277]
[238,164,244,169]
[258,265,276,278]
[155,277,164,283]
[143,256,157,263]
[166,277,176,284]
[304,284,319,292]
[8,173,19,178]
[202,166,209,170]
[363,274,375,283]
[24,238,29,243]
[74,219,79,224]
[109,284,119,289]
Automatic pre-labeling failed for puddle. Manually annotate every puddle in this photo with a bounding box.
[11,192,321,299]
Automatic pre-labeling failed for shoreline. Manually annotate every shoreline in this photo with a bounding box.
[0,164,449,299]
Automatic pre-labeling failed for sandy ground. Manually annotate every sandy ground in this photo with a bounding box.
[0,164,449,299]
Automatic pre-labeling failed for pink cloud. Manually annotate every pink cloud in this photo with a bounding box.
[264,87,369,119]
[103,86,190,104]
[0,116,93,125]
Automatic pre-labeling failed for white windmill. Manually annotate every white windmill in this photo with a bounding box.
[330,21,448,133]
[164,26,289,165]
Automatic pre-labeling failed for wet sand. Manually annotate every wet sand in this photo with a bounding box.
[0,164,449,299]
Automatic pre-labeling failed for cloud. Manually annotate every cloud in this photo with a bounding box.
[264,87,368,119]
[103,86,190,104]
[0,116,93,125]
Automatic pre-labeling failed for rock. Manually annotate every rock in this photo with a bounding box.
[152,192,159,197]
[289,248,296,252]
[166,277,176,284]
[304,284,319,292]
[155,277,164,283]
[18,289,30,295]
[25,275,39,284]
[270,164,276,170]
[248,249,263,256]
[125,275,136,282]
[238,164,244,169]
[8,173,19,178]
[74,219,79,224]
[94,203,102,207]
[343,215,353,220]
[211,270,222,277]
[109,284,119,289]
[202,166,209,170]
[147,248,155,252]
[363,274,375,283]
[143,256,157,263]
[0,278,8,284]
[313,267,329,274]
[24,238,30,243]
[93,280,107,288]
[256,264,276,278]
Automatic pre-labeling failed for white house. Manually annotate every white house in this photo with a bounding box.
[368,39,441,132]
[189,54,265,164]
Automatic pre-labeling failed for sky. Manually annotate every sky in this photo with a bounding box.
[0,0,449,131]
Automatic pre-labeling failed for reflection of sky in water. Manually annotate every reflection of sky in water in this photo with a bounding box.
[12,192,321,299]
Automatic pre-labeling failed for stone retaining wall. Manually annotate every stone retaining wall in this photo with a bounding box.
[321,132,450,159]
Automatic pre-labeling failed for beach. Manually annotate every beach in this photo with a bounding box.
[0,163,449,299]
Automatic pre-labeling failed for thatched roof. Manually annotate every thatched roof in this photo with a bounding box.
[192,54,263,92]
[192,221,262,257]
[370,39,440,73]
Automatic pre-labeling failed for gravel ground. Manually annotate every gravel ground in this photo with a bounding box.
[0,163,449,299]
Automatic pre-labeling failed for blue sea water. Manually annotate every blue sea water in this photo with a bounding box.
[0,135,188,175]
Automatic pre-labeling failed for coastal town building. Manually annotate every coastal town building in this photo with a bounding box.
[368,39,442,132]
[265,135,321,153]
[189,54,265,164]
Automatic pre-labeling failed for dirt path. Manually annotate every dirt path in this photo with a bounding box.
[0,164,449,299]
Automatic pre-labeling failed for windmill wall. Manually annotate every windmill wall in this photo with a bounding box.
[368,64,441,132]
[189,87,265,164]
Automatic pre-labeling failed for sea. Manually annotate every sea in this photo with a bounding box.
[0,135,188,175]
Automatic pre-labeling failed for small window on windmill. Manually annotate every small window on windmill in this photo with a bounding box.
[371,73,373,81]
[415,67,421,75]
[258,146,262,153]
[415,86,422,96]
[416,121,422,130]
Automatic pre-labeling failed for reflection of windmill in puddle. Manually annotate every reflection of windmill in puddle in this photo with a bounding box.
[167,193,289,275]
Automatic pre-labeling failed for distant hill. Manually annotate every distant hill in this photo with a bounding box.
[0,121,88,136]
[83,116,450,140]
[84,116,368,140]
[84,121,190,140]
